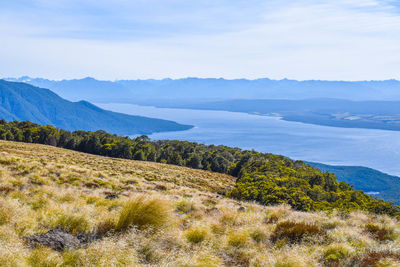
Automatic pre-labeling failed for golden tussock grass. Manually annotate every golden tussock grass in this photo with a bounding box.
[0,140,399,266]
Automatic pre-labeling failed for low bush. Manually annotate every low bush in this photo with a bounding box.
[115,196,170,231]
[271,221,325,243]
[364,222,396,241]
[359,250,400,266]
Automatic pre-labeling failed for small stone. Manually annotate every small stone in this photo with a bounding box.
[105,194,118,200]
[206,207,221,215]
[23,229,80,252]
[154,184,167,191]
[238,206,247,212]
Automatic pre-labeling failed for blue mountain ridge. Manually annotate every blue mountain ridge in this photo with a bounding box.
[0,80,192,135]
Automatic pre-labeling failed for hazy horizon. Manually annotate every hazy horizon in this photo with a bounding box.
[1,0,400,80]
[5,75,400,83]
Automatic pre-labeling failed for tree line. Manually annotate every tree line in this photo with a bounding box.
[1,119,399,217]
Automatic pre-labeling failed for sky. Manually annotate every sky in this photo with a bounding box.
[1,0,400,80]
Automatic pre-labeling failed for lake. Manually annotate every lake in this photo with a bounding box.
[98,103,400,176]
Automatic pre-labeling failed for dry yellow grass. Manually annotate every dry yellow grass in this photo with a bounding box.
[0,140,400,266]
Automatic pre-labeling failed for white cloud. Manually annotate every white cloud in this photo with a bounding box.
[0,0,399,80]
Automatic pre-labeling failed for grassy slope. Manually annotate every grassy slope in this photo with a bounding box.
[0,140,400,266]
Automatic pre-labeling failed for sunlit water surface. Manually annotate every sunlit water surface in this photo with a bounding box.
[98,103,400,176]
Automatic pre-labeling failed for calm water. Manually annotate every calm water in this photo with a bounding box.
[98,103,400,176]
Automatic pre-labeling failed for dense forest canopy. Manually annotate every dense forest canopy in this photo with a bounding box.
[1,119,398,217]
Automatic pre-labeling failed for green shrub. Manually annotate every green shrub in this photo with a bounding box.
[115,196,169,231]
[186,227,208,244]
[271,221,324,243]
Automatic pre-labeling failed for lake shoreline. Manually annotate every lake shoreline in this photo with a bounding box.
[97,103,400,177]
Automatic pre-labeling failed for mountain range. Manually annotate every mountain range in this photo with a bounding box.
[0,80,192,135]
[6,76,400,103]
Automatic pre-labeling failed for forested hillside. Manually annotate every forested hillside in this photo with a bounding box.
[0,80,191,135]
[308,162,400,205]
[0,119,398,217]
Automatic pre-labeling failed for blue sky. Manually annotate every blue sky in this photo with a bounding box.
[1,0,400,80]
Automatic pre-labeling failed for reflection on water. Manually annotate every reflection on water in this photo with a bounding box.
[98,103,400,176]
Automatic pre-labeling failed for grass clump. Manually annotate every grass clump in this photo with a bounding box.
[53,214,90,234]
[115,196,170,231]
[137,242,161,264]
[250,228,267,243]
[359,250,400,266]
[271,221,325,243]
[29,197,48,211]
[364,222,397,242]
[96,218,116,236]
[0,204,10,226]
[227,231,249,248]
[322,244,351,266]
[26,247,60,267]
[186,227,208,244]
[176,199,196,214]
[61,250,84,266]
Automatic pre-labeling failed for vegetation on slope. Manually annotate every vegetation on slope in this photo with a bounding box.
[308,162,400,205]
[0,141,399,266]
[0,119,399,217]
[0,80,192,135]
